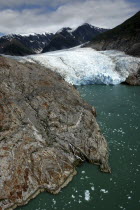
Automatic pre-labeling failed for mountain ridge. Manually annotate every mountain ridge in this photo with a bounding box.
[0,23,108,56]
[43,23,107,53]
[85,11,140,57]
[0,32,54,55]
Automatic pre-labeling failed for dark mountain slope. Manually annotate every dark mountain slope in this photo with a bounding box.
[85,11,140,57]
[73,23,107,43]
[0,24,108,55]
[42,33,79,52]
[0,33,54,55]
[0,39,34,56]
[42,24,108,53]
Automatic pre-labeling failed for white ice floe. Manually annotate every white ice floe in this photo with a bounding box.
[91,186,95,191]
[85,190,90,201]
[100,189,109,193]
[11,47,140,85]
[52,199,56,205]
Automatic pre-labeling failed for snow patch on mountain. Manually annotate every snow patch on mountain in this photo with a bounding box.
[11,48,140,85]
[19,32,52,37]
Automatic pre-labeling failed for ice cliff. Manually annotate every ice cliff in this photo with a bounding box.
[15,48,140,85]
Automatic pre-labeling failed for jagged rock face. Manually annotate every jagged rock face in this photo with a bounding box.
[0,56,110,209]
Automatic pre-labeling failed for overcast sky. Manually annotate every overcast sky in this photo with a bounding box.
[0,0,139,35]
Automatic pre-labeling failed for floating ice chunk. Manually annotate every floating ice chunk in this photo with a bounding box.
[91,186,95,191]
[85,190,90,201]
[52,199,56,205]
[100,189,109,193]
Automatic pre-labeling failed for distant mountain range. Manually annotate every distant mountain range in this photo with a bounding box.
[0,23,108,56]
[0,32,53,56]
[1,12,139,57]
[86,11,140,57]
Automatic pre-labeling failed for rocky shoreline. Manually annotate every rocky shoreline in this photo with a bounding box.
[0,56,110,209]
[124,68,140,85]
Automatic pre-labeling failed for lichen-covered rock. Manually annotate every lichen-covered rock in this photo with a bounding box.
[0,56,110,209]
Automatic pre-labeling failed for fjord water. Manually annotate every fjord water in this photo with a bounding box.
[18,85,140,210]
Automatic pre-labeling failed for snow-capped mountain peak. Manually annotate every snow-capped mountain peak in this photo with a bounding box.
[0,23,108,56]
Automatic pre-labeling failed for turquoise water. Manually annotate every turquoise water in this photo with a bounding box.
[18,85,140,210]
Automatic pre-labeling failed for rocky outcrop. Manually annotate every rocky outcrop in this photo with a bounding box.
[127,43,140,57]
[124,68,140,85]
[0,56,110,209]
[85,11,140,57]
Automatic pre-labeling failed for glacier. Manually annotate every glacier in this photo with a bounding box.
[9,47,140,85]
